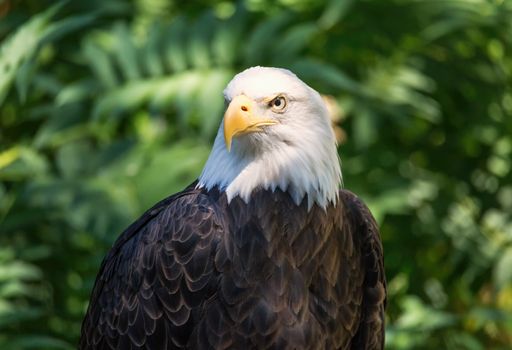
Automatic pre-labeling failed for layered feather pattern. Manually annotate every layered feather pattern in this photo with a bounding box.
[80,183,386,349]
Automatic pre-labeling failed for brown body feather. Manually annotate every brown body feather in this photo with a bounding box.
[80,183,386,349]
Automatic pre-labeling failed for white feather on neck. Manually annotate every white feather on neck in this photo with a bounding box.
[196,66,342,210]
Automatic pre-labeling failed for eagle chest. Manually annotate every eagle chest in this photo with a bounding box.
[200,191,361,348]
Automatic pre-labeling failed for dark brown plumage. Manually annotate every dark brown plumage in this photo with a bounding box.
[80,182,386,349]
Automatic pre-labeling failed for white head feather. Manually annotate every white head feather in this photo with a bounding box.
[197,66,342,209]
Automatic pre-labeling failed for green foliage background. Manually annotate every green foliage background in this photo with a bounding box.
[1,0,511,348]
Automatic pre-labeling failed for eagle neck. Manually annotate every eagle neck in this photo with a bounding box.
[197,128,342,210]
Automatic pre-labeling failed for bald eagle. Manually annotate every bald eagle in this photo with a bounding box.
[80,67,386,349]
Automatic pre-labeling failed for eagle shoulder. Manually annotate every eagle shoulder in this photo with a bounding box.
[79,185,225,350]
[339,189,387,350]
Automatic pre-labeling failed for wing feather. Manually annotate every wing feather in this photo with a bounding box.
[79,185,225,349]
[340,190,387,350]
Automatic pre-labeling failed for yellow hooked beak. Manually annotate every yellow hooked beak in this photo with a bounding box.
[223,95,277,151]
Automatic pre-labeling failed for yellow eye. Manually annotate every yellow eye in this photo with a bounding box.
[269,96,287,111]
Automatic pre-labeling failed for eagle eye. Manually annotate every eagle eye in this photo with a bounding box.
[269,96,287,112]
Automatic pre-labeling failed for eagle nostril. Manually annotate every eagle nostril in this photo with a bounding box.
[241,105,248,112]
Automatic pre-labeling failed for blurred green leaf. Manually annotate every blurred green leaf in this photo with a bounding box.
[244,12,291,66]
[113,22,141,81]
[1,336,73,350]
[318,0,354,29]
[0,3,95,104]
[494,247,512,290]
[0,3,61,104]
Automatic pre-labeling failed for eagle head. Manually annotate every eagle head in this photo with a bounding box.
[198,67,342,209]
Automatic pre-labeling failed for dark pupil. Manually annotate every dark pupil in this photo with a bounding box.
[274,98,281,107]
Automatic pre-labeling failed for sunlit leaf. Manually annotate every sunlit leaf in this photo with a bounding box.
[0,2,62,104]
